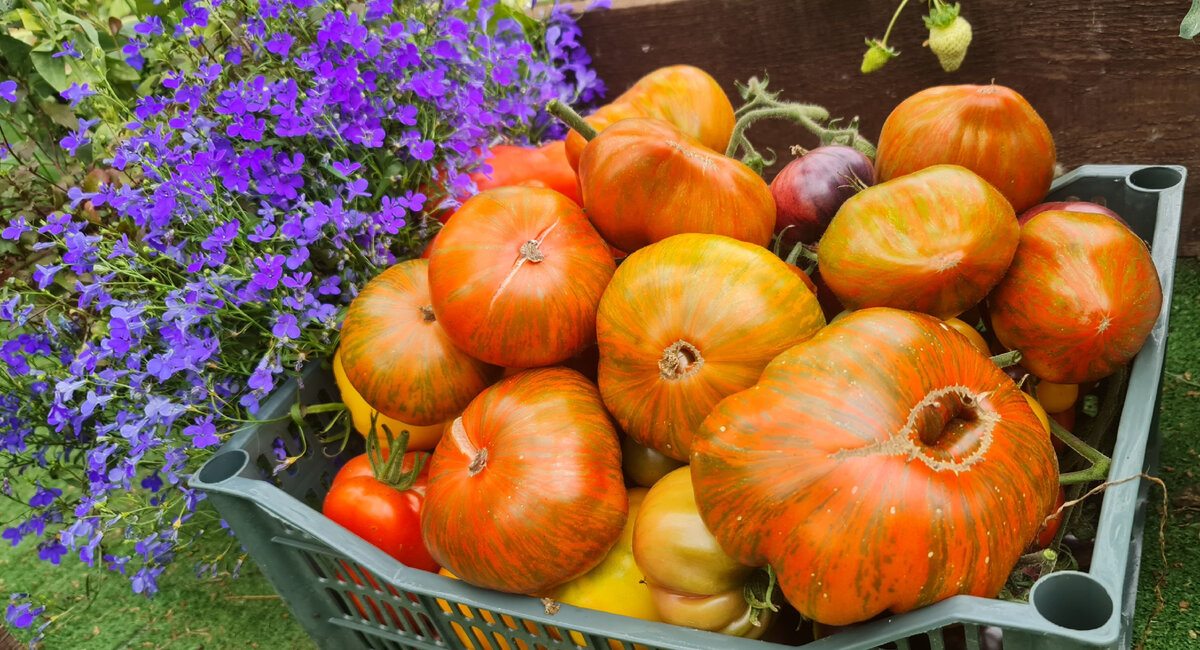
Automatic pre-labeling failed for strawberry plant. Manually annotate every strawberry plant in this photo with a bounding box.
[860,0,975,74]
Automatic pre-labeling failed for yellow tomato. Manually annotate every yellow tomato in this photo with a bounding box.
[1022,392,1051,435]
[332,350,448,451]
[632,467,772,638]
[545,487,660,623]
[1033,379,1079,414]
[944,317,990,356]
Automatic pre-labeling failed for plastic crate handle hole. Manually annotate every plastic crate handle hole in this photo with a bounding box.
[197,449,251,486]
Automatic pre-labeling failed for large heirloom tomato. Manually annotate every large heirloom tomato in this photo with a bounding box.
[597,233,825,461]
[817,164,1018,319]
[339,259,499,425]
[421,368,627,595]
[633,466,774,638]
[564,65,736,170]
[690,308,1059,626]
[577,117,775,253]
[987,210,1163,383]
[428,186,617,369]
[873,84,1056,214]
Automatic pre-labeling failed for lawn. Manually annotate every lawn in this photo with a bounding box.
[3,258,1198,650]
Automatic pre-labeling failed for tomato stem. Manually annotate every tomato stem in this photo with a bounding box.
[989,349,1022,368]
[364,412,429,491]
[744,565,780,626]
[1052,418,1112,485]
[467,447,488,476]
[726,78,877,168]
[783,241,819,267]
[546,99,598,141]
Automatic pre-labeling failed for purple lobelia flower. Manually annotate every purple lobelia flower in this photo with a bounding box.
[0,0,607,633]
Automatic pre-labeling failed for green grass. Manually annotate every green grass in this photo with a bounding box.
[1133,256,1200,649]
[0,516,315,649]
[3,259,1199,650]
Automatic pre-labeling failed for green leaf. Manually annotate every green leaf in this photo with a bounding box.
[13,8,45,33]
[54,11,102,52]
[0,34,33,72]
[107,60,141,83]
[491,4,541,38]
[38,97,78,129]
[29,51,69,92]
[30,36,57,53]
[1182,0,1200,39]
[107,0,135,19]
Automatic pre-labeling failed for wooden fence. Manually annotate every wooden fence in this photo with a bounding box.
[572,0,1200,256]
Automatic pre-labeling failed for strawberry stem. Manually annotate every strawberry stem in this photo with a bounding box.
[881,0,913,46]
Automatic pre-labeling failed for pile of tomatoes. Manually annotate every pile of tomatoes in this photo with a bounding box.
[321,65,1163,639]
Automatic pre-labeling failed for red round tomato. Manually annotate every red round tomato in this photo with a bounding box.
[1034,487,1068,548]
[1018,200,1125,226]
[324,450,440,573]
[987,210,1163,383]
[469,142,582,205]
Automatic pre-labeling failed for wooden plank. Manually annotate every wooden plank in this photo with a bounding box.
[574,0,1200,256]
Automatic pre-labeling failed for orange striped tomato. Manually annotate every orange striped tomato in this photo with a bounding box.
[577,117,775,254]
[546,487,660,623]
[943,317,990,356]
[596,234,825,461]
[563,65,735,171]
[338,259,499,425]
[818,164,1018,320]
[691,307,1059,626]
[428,187,616,368]
[874,84,1056,214]
[421,368,627,595]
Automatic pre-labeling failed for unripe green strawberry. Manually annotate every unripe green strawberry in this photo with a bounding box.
[860,39,898,74]
[924,3,972,72]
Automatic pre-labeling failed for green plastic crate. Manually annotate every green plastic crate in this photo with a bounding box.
[190,164,1186,650]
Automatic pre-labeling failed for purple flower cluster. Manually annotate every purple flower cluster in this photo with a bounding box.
[0,0,604,617]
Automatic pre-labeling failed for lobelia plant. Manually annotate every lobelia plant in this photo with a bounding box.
[0,0,606,636]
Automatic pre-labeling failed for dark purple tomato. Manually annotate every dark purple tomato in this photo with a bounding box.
[1018,200,1125,226]
[770,145,876,246]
